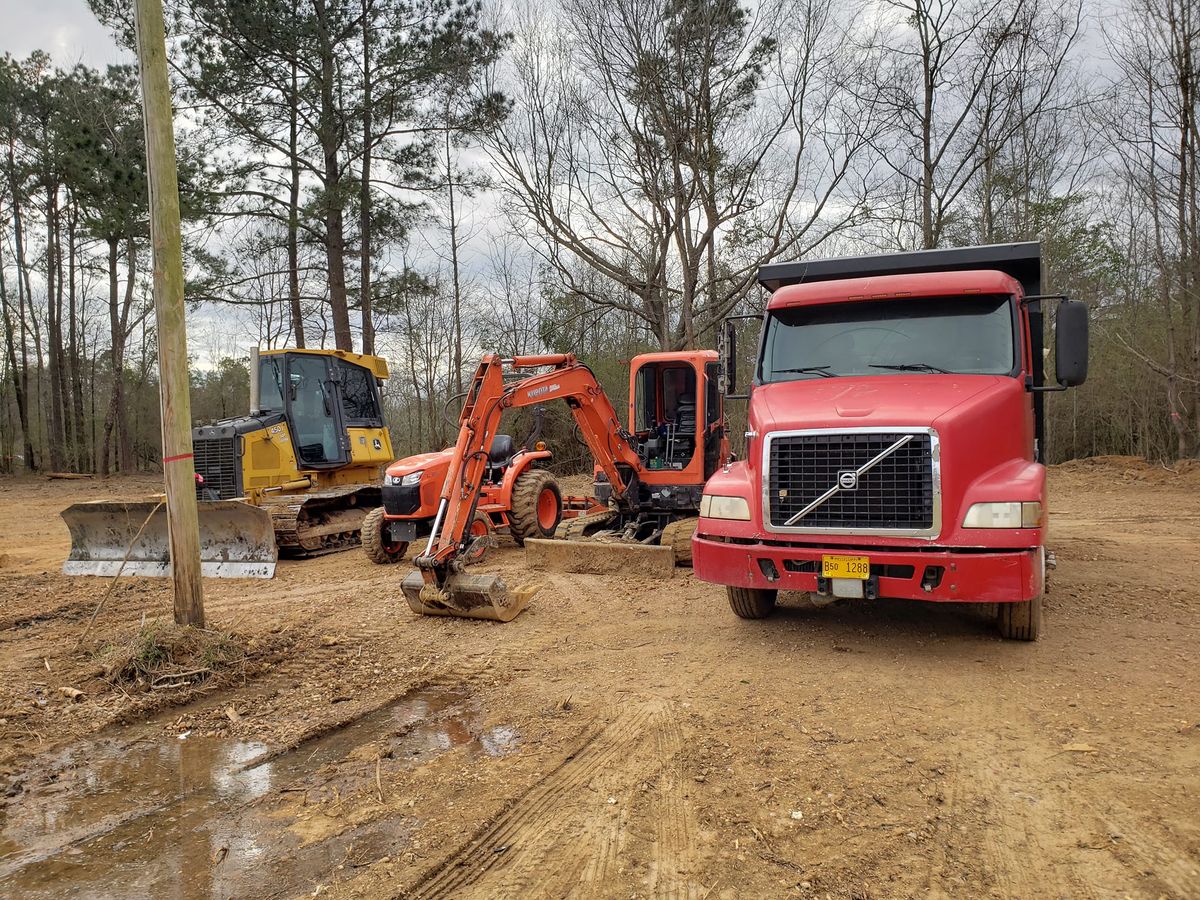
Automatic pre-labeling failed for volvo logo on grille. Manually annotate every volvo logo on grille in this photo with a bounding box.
[837,470,859,490]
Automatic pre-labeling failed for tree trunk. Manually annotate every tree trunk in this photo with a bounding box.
[446,129,463,393]
[360,0,375,357]
[0,234,33,473]
[67,198,87,470]
[287,17,306,350]
[313,0,354,352]
[100,237,127,475]
[46,183,66,470]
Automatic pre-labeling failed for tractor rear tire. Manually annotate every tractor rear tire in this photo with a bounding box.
[509,470,562,546]
[362,507,408,565]
[661,517,699,566]
[997,593,1042,641]
[728,586,777,619]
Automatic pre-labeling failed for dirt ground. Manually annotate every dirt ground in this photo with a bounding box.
[1,459,1198,899]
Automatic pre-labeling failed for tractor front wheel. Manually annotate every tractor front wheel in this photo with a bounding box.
[362,507,409,565]
[509,470,562,546]
[463,512,494,565]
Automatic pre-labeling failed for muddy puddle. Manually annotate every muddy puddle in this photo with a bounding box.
[0,685,519,898]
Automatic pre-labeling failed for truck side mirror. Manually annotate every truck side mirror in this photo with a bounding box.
[1055,300,1089,387]
[719,319,737,395]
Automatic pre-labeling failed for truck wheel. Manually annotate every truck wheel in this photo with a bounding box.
[660,517,699,566]
[509,470,562,546]
[997,594,1042,641]
[728,586,777,619]
[362,507,408,565]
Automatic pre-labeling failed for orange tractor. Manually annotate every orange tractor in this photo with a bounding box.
[399,350,726,622]
[360,408,586,565]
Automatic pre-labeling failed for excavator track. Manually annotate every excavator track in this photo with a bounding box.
[554,509,617,541]
[267,486,382,558]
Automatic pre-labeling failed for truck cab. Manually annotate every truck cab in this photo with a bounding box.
[692,243,1088,640]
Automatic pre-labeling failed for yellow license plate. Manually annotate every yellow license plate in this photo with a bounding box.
[822,554,870,580]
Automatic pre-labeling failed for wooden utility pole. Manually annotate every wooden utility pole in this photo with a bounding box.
[134,0,205,626]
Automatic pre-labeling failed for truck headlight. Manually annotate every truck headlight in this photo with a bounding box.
[400,470,423,487]
[700,494,751,520]
[962,501,1042,529]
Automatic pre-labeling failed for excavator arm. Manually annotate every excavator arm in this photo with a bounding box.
[421,353,642,567]
[403,353,646,621]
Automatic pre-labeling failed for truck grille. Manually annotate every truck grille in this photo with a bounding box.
[767,431,935,531]
[194,436,241,501]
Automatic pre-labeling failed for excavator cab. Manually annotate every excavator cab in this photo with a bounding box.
[629,353,724,480]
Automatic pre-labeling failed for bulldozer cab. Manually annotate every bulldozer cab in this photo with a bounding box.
[628,351,725,482]
[256,349,390,472]
[263,353,348,467]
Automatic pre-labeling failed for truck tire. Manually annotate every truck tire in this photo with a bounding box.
[997,594,1042,641]
[362,507,408,565]
[660,517,699,566]
[728,586,777,619]
[509,470,562,546]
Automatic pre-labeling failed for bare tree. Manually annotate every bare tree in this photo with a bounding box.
[483,0,880,350]
[1103,0,1200,457]
[865,0,1082,249]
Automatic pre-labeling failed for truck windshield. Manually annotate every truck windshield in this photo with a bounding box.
[760,295,1016,381]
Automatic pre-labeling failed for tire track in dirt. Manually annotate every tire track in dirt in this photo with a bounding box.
[1087,796,1200,899]
[973,752,1072,899]
[407,698,699,899]
[919,712,1088,898]
[920,748,966,899]
[645,711,699,900]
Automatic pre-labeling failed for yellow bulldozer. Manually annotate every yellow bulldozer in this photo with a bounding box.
[62,348,393,578]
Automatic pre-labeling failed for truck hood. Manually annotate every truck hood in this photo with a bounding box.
[752,374,1005,433]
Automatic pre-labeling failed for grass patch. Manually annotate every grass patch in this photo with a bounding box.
[96,621,245,690]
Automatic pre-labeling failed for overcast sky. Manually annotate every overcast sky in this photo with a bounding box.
[3,0,133,68]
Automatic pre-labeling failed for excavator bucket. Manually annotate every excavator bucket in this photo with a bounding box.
[400,571,540,622]
[62,500,277,578]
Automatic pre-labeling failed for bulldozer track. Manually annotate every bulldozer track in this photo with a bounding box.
[267,486,380,558]
[409,699,698,899]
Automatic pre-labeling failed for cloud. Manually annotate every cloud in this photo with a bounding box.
[2,0,133,68]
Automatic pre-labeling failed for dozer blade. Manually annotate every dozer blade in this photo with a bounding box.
[525,538,675,578]
[401,571,539,622]
[62,500,278,578]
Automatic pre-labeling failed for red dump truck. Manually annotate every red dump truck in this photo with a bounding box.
[692,243,1088,640]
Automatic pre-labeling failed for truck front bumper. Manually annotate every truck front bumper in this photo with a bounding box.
[692,533,1042,604]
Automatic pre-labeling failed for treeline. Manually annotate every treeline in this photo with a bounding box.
[1,0,1198,474]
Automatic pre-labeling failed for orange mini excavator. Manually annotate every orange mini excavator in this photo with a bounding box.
[401,350,727,622]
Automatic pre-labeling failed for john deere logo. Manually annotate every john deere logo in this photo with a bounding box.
[837,471,859,490]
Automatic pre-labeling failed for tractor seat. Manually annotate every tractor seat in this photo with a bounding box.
[675,394,697,432]
[488,434,516,466]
